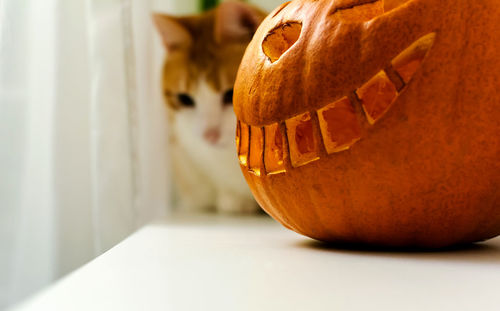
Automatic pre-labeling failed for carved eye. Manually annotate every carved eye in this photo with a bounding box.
[177,93,195,108]
[223,89,234,106]
[262,22,302,63]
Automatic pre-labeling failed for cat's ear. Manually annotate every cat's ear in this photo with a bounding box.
[153,13,192,51]
[214,1,266,43]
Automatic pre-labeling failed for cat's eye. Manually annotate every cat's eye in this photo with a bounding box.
[223,89,234,106]
[177,93,195,108]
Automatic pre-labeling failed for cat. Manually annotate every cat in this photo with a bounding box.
[153,1,266,213]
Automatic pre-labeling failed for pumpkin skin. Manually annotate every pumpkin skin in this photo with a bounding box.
[233,0,500,247]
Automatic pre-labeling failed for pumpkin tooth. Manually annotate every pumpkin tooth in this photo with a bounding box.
[238,122,250,166]
[392,32,436,84]
[235,120,241,154]
[285,112,320,167]
[248,126,264,176]
[264,123,286,175]
[356,70,398,125]
[317,97,362,154]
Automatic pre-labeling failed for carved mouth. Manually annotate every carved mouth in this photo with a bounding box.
[237,33,435,176]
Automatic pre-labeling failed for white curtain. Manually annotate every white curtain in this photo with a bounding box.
[1,0,58,307]
[0,0,285,308]
[0,0,171,308]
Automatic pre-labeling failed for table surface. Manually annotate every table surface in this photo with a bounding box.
[13,213,500,311]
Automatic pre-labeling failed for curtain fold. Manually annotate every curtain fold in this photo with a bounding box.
[86,0,138,254]
[0,0,58,308]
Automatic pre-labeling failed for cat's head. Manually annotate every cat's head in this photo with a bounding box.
[153,1,266,147]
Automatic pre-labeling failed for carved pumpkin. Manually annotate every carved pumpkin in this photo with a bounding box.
[233,0,500,247]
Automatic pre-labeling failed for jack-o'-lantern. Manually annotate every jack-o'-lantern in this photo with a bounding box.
[233,0,500,247]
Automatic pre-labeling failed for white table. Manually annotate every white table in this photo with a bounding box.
[13,213,500,311]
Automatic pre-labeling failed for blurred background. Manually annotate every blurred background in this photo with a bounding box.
[0,0,283,308]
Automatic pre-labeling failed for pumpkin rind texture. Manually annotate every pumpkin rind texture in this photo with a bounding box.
[233,0,500,248]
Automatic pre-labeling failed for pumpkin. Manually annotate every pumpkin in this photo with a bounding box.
[233,0,500,247]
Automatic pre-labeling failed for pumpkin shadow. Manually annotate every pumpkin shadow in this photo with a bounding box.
[296,238,500,265]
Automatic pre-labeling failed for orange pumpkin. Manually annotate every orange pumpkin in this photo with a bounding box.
[233,0,500,247]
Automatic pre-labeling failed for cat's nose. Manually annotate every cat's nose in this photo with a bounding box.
[203,127,221,145]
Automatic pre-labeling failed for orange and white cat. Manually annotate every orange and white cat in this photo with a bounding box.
[153,1,265,213]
